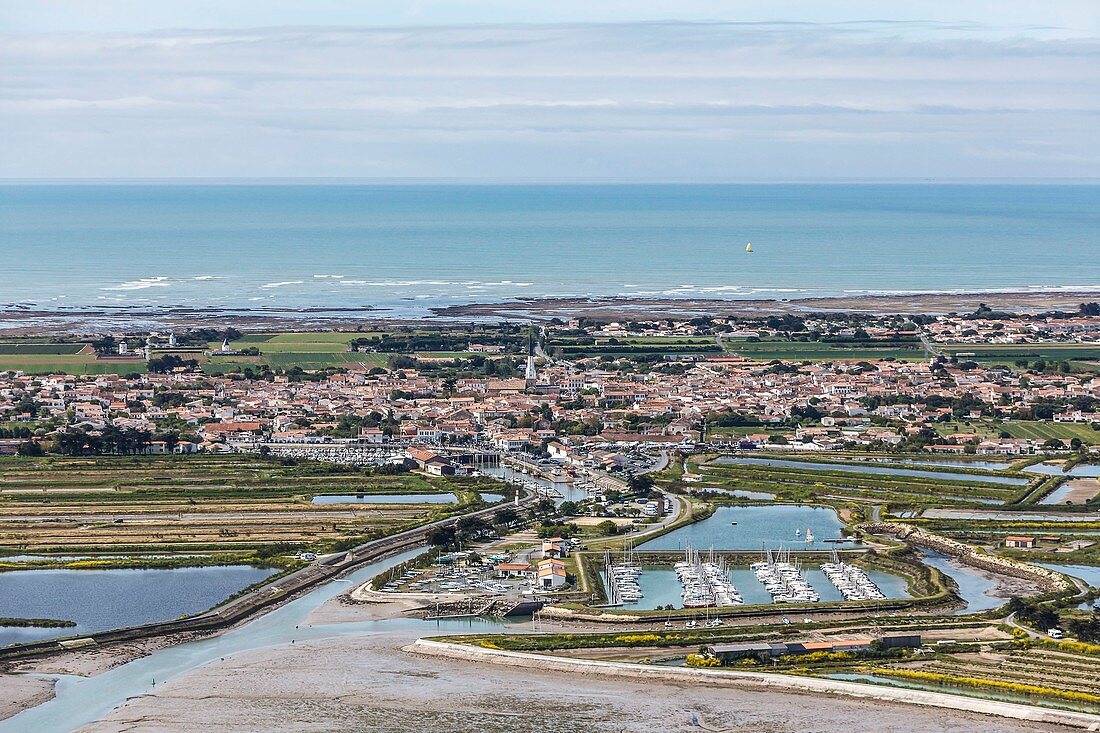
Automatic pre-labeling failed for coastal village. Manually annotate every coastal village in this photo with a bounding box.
[1,309,1098,462]
[3,308,1100,729]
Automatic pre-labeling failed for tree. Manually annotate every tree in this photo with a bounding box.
[426,525,457,549]
[148,355,198,374]
[627,474,654,494]
[494,507,519,526]
[1065,614,1100,642]
[595,519,619,536]
[557,500,578,516]
[16,440,44,457]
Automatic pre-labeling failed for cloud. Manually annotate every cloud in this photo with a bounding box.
[0,20,1096,178]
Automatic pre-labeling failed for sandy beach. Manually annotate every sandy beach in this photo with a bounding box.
[1,674,55,722]
[430,291,1100,321]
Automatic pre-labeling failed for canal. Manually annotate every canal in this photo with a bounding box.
[714,456,1029,485]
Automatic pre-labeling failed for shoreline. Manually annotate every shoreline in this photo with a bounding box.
[408,638,1100,730]
[1,289,1097,335]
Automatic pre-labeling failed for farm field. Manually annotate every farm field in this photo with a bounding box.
[0,341,144,375]
[548,336,720,358]
[1001,421,1100,445]
[932,420,1100,446]
[0,356,146,375]
[723,339,924,361]
[0,344,87,355]
[0,454,500,555]
[855,644,1100,713]
[939,343,1100,360]
[202,350,477,373]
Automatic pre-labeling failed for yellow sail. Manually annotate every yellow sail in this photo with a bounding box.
[745,242,753,253]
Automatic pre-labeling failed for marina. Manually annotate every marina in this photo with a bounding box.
[673,545,744,608]
[604,548,643,606]
[751,549,820,604]
[820,552,887,601]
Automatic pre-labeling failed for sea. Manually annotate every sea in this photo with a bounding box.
[1,183,1098,318]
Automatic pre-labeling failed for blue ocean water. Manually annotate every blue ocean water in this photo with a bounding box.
[1,183,1097,315]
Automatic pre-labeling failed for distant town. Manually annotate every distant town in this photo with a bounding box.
[2,303,1098,463]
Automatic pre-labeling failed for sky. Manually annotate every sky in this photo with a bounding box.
[1,1,1097,180]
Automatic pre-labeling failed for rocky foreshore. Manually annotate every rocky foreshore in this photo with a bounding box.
[860,522,1072,593]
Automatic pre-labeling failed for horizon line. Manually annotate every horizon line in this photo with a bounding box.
[2,176,1100,186]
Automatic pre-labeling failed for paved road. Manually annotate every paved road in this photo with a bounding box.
[918,330,940,359]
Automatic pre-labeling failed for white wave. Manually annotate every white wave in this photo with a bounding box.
[259,280,304,289]
[339,279,453,287]
[192,275,221,281]
[101,276,170,291]
[312,274,345,279]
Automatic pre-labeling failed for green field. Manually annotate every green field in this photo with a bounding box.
[934,420,1100,446]
[549,336,720,357]
[1002,421,1100,445]
[0,356,146,375]
[940,344,1100,361]
[0,344,86,355]
[724,339,924,361]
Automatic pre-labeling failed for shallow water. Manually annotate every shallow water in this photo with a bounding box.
[692,487,776,500]
[311,493,460,504]
[1025,463,1100,478]
[0,566,279,648]
[893,459,1014,471]
[640,505,857,551]
[0,548,511,733]
[715,456,1027,485]
[918,550,1005,613]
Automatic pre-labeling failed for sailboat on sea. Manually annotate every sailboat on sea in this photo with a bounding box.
[745,242,753,253]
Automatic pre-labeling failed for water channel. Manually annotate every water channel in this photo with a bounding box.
[715,457,1028,485]
[311,492,504,504]
[918,550,1005,613]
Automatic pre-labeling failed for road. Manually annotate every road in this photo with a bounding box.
[918,329,940,359]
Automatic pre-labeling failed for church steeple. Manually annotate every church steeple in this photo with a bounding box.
[524,324,537,385]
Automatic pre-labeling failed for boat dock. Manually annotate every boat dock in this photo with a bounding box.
[751,549,820,603]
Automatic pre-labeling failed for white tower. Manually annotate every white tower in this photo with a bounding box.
[525,354,537,384]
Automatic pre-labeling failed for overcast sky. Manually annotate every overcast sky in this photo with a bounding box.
[2,1,1097,180]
